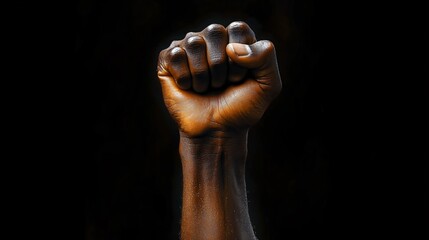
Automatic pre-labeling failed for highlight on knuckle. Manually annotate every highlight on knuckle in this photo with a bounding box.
[228,21,250,33]
[185,36,206,51]
[261,40,275,52]
[185,32,196,38]
[169,40,181,47]
[167,47,186,63]
[204,24,226,39]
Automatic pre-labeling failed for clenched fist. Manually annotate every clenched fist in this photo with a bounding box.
[157,21,282,137]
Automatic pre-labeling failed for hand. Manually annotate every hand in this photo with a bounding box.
[157,21,282,137]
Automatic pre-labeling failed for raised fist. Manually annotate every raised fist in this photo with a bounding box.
[157,21,282,137]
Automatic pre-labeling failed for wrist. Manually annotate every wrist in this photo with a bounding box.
[179,129,248,171]
[179,127,249,142]
[179,128,256,240]
[179,129,249,150]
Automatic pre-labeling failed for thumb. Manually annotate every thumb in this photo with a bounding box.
[226,40,282,89]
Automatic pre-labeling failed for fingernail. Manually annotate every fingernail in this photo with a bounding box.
[229,44,251,56]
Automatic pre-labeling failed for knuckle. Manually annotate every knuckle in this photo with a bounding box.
[227,21,255,43]
[169,40,181,47]
[204,24,226,38]
[167,47,186,63]
[185,32,196,38]
[227,21,251,32]
[261,40,275,53]
[185,36,206,50]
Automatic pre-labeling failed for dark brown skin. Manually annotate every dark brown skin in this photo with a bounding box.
[158,21,282,240]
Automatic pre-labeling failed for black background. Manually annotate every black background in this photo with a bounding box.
[11,0,424,239]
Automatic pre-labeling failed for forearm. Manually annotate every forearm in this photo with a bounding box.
[179,130,256,240]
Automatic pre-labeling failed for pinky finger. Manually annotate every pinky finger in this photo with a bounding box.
[166,47,192,90]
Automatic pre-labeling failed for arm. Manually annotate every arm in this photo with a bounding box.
[157,21,282,239]
[180,131,255,239]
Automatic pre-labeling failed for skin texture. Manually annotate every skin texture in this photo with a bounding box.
[157,21,282,240]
